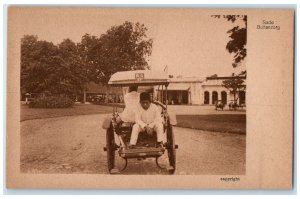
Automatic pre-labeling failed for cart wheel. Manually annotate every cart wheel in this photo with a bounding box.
[166,122,176,174]
[106,125,116,173]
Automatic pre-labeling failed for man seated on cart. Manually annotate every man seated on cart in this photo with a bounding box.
[128,92,164,149]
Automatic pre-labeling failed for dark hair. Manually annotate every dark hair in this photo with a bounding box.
[140,92,151,102]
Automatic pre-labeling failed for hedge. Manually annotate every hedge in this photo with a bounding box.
[29,95,74,108]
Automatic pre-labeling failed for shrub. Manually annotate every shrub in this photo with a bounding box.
[29,95,74,108]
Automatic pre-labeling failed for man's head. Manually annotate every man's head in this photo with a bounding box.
[140,92,151,110]
[128,85,138,92]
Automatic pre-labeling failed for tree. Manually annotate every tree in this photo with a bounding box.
[21,35,60,94]
[79,21,153,84]
[222,75,246,103]
[77,34,99,84]
[57,39,88,96]
[21,21,152,103]
[212,15,247,68]
[21,35,88,97]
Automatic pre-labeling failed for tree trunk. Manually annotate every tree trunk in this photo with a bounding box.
[83,91,86,104]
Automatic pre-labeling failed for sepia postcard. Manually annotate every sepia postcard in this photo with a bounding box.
[6,6,294,189]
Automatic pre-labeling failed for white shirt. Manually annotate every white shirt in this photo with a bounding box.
[120,91,140,122]
[135,103,163,129]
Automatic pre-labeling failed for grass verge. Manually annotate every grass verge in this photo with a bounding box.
[176,114,246,134]
[20,103,120,121]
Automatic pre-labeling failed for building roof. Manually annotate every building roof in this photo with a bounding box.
[108,70,169,86]
[169,76,203,83]
[202,76,246,86]
[206,76,246,80]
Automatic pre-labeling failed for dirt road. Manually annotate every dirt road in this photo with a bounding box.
[21,114,246,175]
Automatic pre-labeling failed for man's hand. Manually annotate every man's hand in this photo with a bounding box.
[145,125,154,136]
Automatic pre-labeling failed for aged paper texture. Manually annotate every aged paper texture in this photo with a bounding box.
[6,7,294,189]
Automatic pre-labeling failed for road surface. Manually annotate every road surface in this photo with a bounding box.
[21,114,246,175]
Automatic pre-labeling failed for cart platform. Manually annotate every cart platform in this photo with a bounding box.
[119,147,165,158]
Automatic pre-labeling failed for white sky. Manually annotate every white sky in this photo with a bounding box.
[14,7,246,78]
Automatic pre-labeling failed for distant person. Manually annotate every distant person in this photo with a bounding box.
[128,92,164,148]
[118,85,140,123]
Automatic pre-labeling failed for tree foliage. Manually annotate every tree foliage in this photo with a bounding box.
[21,35,88,97]
[21,21,152,98]
[212,15,247,68]
[21,35,61,94]
[77,34,99,84]
[78,21,153,84]
[222,75,246,101]
[57,39,88,95]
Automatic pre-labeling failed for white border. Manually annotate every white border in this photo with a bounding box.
[0,0,298,197]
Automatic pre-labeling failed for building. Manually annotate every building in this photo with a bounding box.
[155,77,203,105]
[84,75,246,106]
[201,76,246,105]
[155,75,246,105]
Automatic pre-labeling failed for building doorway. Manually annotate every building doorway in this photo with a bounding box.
[221,91,227,104]
[212,91,218,104]
[204,91,210,104]
[181,91,189,104]
[239,91,246,105]
[161,90,189,105]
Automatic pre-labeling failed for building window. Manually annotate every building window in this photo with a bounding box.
[212,91,218,104]
[204,91,209,104]
[221,91,227,104]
